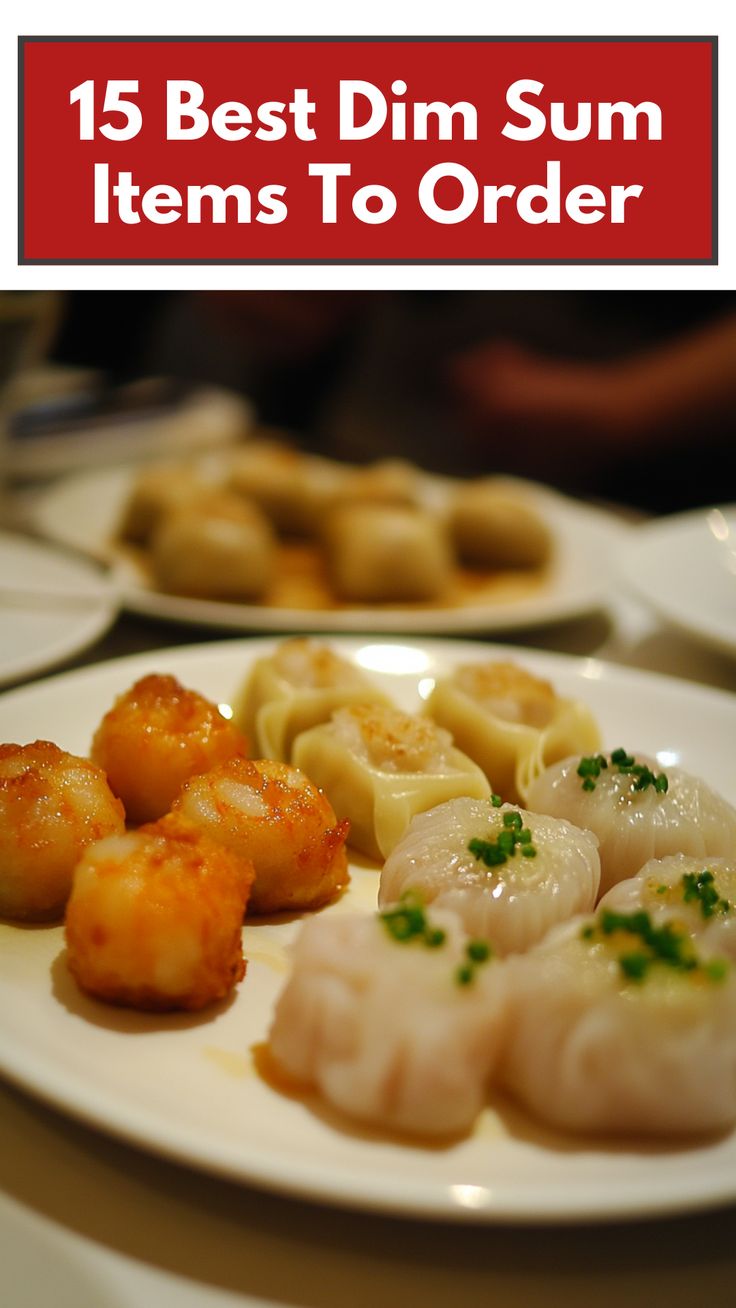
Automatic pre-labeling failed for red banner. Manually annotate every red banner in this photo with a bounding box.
[20,37,715,264]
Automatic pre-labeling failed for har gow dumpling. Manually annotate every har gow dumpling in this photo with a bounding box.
[268,900,508,1137]
[526,748,736,896]
[600,853,736,961]
[380,796,600,954]
[426,660,601,804]
[233,638,392,761]
[292,703,490,861]
[501,907,736,1136]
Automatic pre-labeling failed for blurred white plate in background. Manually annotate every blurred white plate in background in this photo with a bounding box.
[29,467,630,635]
[619,505,736,659]
[0,532,118,686]
[8,384,253,481]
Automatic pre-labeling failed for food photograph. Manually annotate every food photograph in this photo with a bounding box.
[2,287,736,1307]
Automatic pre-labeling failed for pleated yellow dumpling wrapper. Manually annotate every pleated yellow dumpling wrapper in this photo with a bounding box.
[233,638,392,762]
[292,702,490,862]
[426,660,601,805]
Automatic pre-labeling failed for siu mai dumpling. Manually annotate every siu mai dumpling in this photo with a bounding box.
[233,638,392,761]
[600,854,736,961]
[292,704,490,861]
[380,796,600,954]
[501,908,736,1135]
[268,900,508,1137]
[150,490,276,600]
[526,749,736,897]
[323,503,453,603]
[427,660,600,804]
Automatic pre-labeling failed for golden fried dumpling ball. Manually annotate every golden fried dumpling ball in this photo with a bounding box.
[173,757,349,915]
[150,490,276,601]
[0,741,125,921]
[449,478,553,569]
[65,814,253,1012]
[90,674,249,824]
[118,463,209,545]
[323,503,453,603]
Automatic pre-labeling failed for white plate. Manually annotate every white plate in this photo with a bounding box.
[0,532,118,687]
[619,505,736,659]
[2,636,736,1225]
[28,466,629,634]
[8,384,253,481]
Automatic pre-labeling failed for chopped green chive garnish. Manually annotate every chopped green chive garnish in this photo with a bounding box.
[455,938,493,986]
[577,754,608,788]
[379,895,493,987]
[681,869,732,920]
[577,749,668,794]
[580,907,728,985]
[380,894,446,949]
[468,809,537,868]
[491,793,503,807]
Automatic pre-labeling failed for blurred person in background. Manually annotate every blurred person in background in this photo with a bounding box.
[49,290,736,515]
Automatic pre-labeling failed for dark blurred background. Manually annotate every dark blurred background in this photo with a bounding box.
[41,290,736,514]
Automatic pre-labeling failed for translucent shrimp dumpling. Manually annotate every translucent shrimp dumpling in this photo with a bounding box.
[526,749,736,897]
[501,908,736,1135]
[292,703,490,862]
[427,660,601,804]
[600,854,736,961]
[380,796,600,955]
[269,899,508,1137]
[233,637,391,761]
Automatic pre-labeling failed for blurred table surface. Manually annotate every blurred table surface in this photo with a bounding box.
[2,533,736,1307]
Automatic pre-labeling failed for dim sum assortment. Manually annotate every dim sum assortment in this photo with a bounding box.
[114,440,555,609]
[3,637,736,1154]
